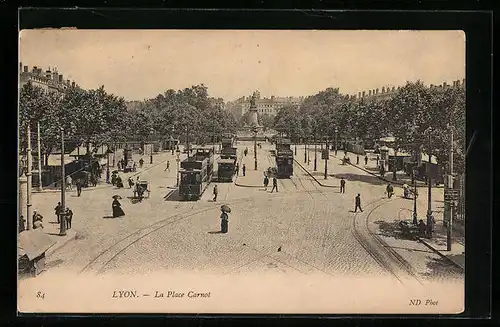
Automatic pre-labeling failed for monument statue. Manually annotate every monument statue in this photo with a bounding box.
[247,92,260,128]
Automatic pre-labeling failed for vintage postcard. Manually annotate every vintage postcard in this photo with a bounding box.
[18,29,465,314]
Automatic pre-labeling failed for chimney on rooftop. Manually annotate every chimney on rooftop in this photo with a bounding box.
[382,87,385,93]
[32,66,38,74]
[58,74,63,83]
[72,81,75,87]
[24,66,28,73]
[443,82,447,87]
[369,90,372,96]
[362,91,366,97]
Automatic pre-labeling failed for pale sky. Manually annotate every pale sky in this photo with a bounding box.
[19,30,465,102]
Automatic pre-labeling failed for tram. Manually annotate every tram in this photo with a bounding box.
[217,158,236,182]
[178,148,214,200]
[275,138,293,178]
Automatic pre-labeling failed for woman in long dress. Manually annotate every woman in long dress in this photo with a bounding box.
[220,209,229,233]
[112,198,125,217]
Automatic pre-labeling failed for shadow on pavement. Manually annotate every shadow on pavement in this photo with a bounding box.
[208,231,223,234]
[163,189,195,202]
[373,219,418,241]
[332,173,386,186]
[422,255,464,279]
[102,215,116,219]
[46,258,64,269]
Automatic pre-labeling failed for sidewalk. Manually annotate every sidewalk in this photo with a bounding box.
[336,150,443,188]
[234,143,273,188]
[416,223,465,270]
[35,216,78,257]
[27,151,179,258]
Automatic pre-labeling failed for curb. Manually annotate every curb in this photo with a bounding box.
[416,237,465,271]
[331,153,445,188]
[46,229,78,257]
[233,176,262,188]
[293,159,339,188]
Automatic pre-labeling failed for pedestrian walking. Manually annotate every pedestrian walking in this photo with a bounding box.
[128,177,134,188]
[54,202,62,223]
[263,175,269,190]
[65,208,73,229]
[364,155,368,166]
[271,177,278,193]
[356,155,360,165]
[220,208,229,233]
[66,175,73,190]
[340,178,346,193]
[427,211,436,238]
[164,160,170,172]
[213,184,218,202]
[386,183,394,198]
[76,179,82,197]
[354,194,363,212]
[19,215,25,233]
[418,219,427,237]
[242,164,246,176]
[380,165,385,177]
[112,196,125,218]
[139,158,144,168]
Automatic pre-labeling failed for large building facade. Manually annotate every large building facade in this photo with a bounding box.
[227,91,304,119]
[350,79,466,103]
[19,62,78,93]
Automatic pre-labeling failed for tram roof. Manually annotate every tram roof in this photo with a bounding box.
[218,159,235,164]
[179,168,202,173]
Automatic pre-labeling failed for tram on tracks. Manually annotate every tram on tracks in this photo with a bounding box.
[217,158,236,182]
[179,148,214,200]
[275,138,294,178]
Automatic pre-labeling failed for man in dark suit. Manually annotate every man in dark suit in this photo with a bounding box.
[354,194,363,212]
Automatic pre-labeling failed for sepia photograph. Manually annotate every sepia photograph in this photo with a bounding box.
[18,29,465,314]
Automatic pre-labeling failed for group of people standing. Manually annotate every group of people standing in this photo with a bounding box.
[54,202,74,229]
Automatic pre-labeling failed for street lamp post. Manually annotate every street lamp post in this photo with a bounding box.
[314,133,317,171]
[176,150,180,187]
[106,148,110,183]
[335,127,338,156]
[171,125,175,155]
[426,129,433,238]
[412,168,418,225]
[304,137,307,164]
[253,127,258,170]
[59,127,67,236]
[324,136,329,179]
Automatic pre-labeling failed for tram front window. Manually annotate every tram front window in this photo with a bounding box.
[181,172,202,184]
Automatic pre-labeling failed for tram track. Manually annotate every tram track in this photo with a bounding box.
[80,195,262,275]
[351,197,423,285]
[78,185,303,275]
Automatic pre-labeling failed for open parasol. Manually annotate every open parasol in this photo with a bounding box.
[112,195,122,199]
[221,204,231,213]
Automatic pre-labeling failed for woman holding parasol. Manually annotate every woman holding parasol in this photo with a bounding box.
[112,195,125,218]
[220,205,231,233]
